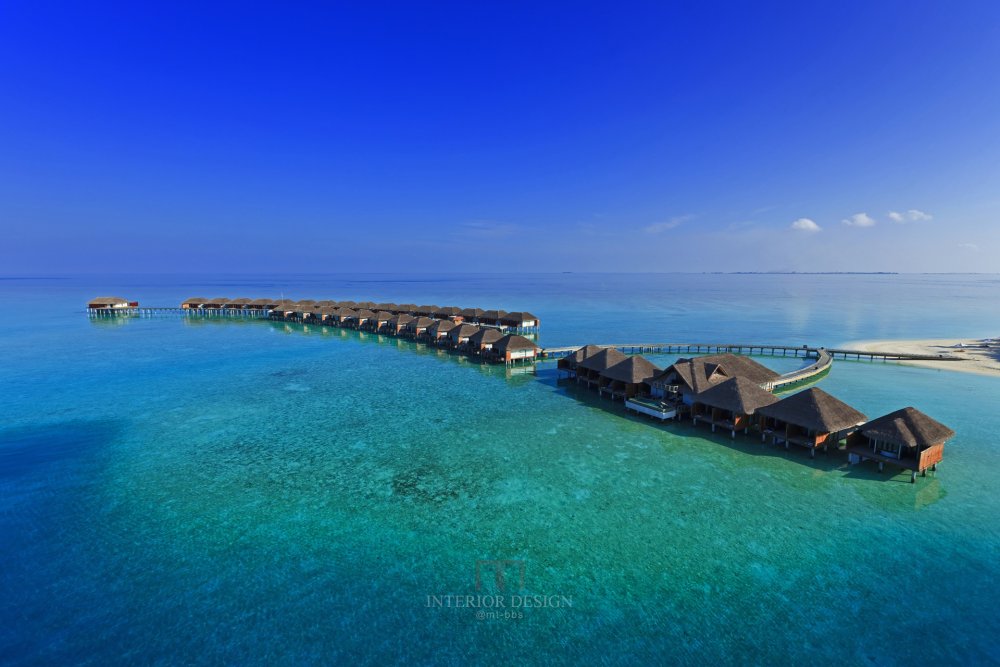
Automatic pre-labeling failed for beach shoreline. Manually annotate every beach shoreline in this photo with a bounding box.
[847,338,1000,378]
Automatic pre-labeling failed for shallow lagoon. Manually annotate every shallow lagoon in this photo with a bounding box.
[1,274,999,665]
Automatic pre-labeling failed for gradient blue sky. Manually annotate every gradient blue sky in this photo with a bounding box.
[2,2,999,273]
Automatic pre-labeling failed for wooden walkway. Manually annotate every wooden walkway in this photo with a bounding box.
[538,342,963,363]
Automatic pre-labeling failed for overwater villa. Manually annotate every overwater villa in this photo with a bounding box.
[413,305,438,317]
[492,334,540,364]
[599,355,661,400]
[557,345,605,379]
[500,311,540,329]
[403,316,436,338]
[336,308,358,326]
[433,306,464,321]
[650,353,780,405]
[427,319,458,342]
[757,387,868,457]
[354,309,376,329]
[386,313,414,335]
[478,310,508,327]
[466,328,503,355]
[691,376,780,437]
[367,311,393,332]
[447,323,480,348]
[847,407,955,482]
[460,308,486,323]
[577,348,628,389]
[181,297,208,309]
[87,296,135,311]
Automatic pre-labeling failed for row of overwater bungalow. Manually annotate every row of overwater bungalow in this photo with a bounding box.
[559,346,954,482]
[178,297,540,332]
[185,296,541,365]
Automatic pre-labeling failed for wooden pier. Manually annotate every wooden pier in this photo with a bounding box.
[538,342,962,363]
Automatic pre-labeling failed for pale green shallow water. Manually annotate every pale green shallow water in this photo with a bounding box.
[1,274,999,665]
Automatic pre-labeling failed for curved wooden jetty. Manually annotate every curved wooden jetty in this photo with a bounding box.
[538,342,962,362]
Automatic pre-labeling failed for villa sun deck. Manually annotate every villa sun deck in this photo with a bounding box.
[625,396,678,421]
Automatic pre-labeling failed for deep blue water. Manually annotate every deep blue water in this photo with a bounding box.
[1,273,999,665]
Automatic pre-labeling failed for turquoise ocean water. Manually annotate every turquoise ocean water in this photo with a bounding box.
[2,273,999,665]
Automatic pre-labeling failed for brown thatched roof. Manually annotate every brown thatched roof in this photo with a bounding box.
[653,354,779,393]
[461,308,486,318]
[224,298,252,306]
[182,297,208,306]
[578,348,628,373]
[375,311,394,321]
[337,308,359,318]
[297,299,317,305]
[500,311,539,324]
[356,309,376,319]
[250,298,275,306]
[694,376,780,415]
[469,328,503,345]
[413,305,439,315]
[562,345,604,369]
[89,296,129,306]
[407,316,436,329]
[205,298,228,305]
[429,320,458,334]
[861,407,955,448]
[356,301,375,308]
[480,310,508,321]
[317,300,337,307]
[449,324,480,339]
[600,355,661,384]
[494,334,540,353]
[434,306,463,318]
[390,313,415,325]
[758,388,867,433]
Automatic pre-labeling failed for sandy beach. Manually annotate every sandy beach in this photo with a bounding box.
[848,338,1000,378]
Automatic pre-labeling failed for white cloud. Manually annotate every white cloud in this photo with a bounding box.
[958,242,980,252]
[644,215,692,234]
[888,209,933,223]
[790,218,821,233]
[842,212,876,227]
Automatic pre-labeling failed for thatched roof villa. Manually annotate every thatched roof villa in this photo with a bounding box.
[404,316,436,338]
[846,407,955,481]
[500,311,540,329]
[428,319,458,341]
[599,355,661,400]
[757,387,867,457]
[691,376,780,438]
[88,296,133,310]
[446,324,480,348]
[478,310,508,326]
[492,334,540,364]
[387,313,415,335]
[467,328,503,354]
[650,353,780,404]
[557,345,605,377]
[576,348,628,389]
[434,306,463,321]
[181,297,208,309]
[460,308,486,322]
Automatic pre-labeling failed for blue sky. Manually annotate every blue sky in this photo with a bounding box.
[1,1,998,273]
